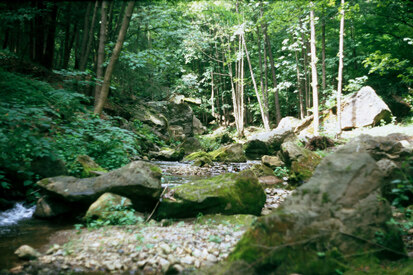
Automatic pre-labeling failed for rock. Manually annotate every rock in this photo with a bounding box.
[33,196,72,218]
[84,193,137,221]
[31,155,67,178]
[149,148,184,161]
[248,164,275,177]
[243,140,269,160]
[228,152,406,274]
[184,151,214,167]
[196,214,257,229]
[376,159,398,177]
[261,155,284,169]
[169,125,185,141]
[156,170,266,219]
[258,176,282,188]
[209,144,247,163]
[341,86,392,129]
[305,136,335,151]
[132,103,169,137]
[193,116,206,135]
[75,155,107,178]
[15,245,41,260]
[167,102,195,137]
[277,116,301,130]
[36,161,162,211]
[179,137,202,155]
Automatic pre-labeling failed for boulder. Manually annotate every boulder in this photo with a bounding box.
[248,122,294,153]
[75,155,107,178]
[84,193,142,222]
[341,86,392,129]
[184,151,213,167]
[178,137,202,155]
[248,163,275,178]
[243,140,269,160]
[258,176,283,188]
[228,152,406,274]
[31,156,67,178]
[280,140,321,183]
[132,103,169,136]
[193,116,206,135]
[167,102,194,137]
[15,245,41,260]
[149,148,184,161]
[276,116,301,131]
[209,144,246,163]
[169,125,185,141]
[36,161,162,211]
[155,170,266,219]
[261,155,284,169]
[33,196,72,218]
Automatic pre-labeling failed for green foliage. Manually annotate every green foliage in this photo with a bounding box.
[273,166,289,178]
[389,159,413,208]
[85,205,143,229]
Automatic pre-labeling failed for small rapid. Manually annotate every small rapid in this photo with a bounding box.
[0,202,35,227]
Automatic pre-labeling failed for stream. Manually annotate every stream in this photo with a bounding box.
[0,161,258,271]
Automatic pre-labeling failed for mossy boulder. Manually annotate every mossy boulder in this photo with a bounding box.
[243,140,269,160]
[196,214,257,229]
[178,137,202,155]
[36,161,162,212]
[149,148,185,161]
[155,170,265,219]
[227,152,406,274]
[184,151,213,167]
[75,155,107,178]
[210,143,247,163]
[84,193,140,221]
[248,163,275,177]
[261,155,284,169]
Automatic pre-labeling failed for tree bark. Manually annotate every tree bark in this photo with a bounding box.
[242,34,270,131]
[94,1,135,115]
[80,1,99,71]
[76,2,92,69]
[94,1,109,108]
[337,0,345,136]
[310,1,319,135]
[295,51,305,119]
[265,33,281,125]
[321,12,326,91]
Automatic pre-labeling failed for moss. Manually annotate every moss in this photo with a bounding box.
[76,155,107,178]
[290,152,322,184]
[38,178,51,186]
[184,151,213,166]
[322,192,330,204]
[149,165,162,175]
[196,214,257,228]
[248,164,274,177]
[209,144,247,163]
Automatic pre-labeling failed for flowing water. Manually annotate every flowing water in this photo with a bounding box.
[0,161,259,270]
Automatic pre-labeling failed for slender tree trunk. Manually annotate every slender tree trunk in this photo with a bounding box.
[80,1,99,71]
[211,69,215,118]
[94,1,135,115]
[295,51,304,119]
[321,13,326,91]
[242,34,270,131]
[77,2,92,69]
[310,2,319,135]
[265,34,281,125]
[94,1,109,108]
[112,1,127,41]
[43,3,58,69]
[337,0,345,136]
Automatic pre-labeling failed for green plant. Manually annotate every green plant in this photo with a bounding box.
[85,205,143,229]
[389,159,413,208]
[273,166,289,178]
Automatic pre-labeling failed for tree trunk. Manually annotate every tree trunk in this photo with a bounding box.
[321,13,326,91]
[43,3,58,69]
[337,0,345,136]
[265,33,281,125]
[94,1,135,115]
[76,1,92,69]
[94,1,109,108]
[80,1,99,71]
[310,2,319,136]
[211,69,215,118]
[242,34,270,131]
[295,51,305,119]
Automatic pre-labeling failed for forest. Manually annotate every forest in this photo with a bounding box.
[0,0,412,274]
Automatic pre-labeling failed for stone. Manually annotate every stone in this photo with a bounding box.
[75,155,107,178]
[149,148,185,161]
[193,116,206,135]
[261,155,284,169]
[340,86,392,129]
[169,125,185,141]
[184,151,214,167]
[243,140,269,160]
[84,193,137,221]
[178,137,202,155]
[258,176,282,188]
[228,152,406,274]
[156,170,266,219]
[36,161,162,211]
[33,196,72,218]
[31,155,67,178]
[209,144,247,163]
[15,245,41,260]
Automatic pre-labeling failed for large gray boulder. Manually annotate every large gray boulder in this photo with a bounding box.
[155,170,266,219]
[36,161,162,211]
[228,152,406,274]
[209,143,247,163]
[341,86,392,129]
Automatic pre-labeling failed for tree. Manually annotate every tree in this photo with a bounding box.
[309,1,319,135]
[94,1,108,107]
[94,1,135,115]
[336,0,345,136]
